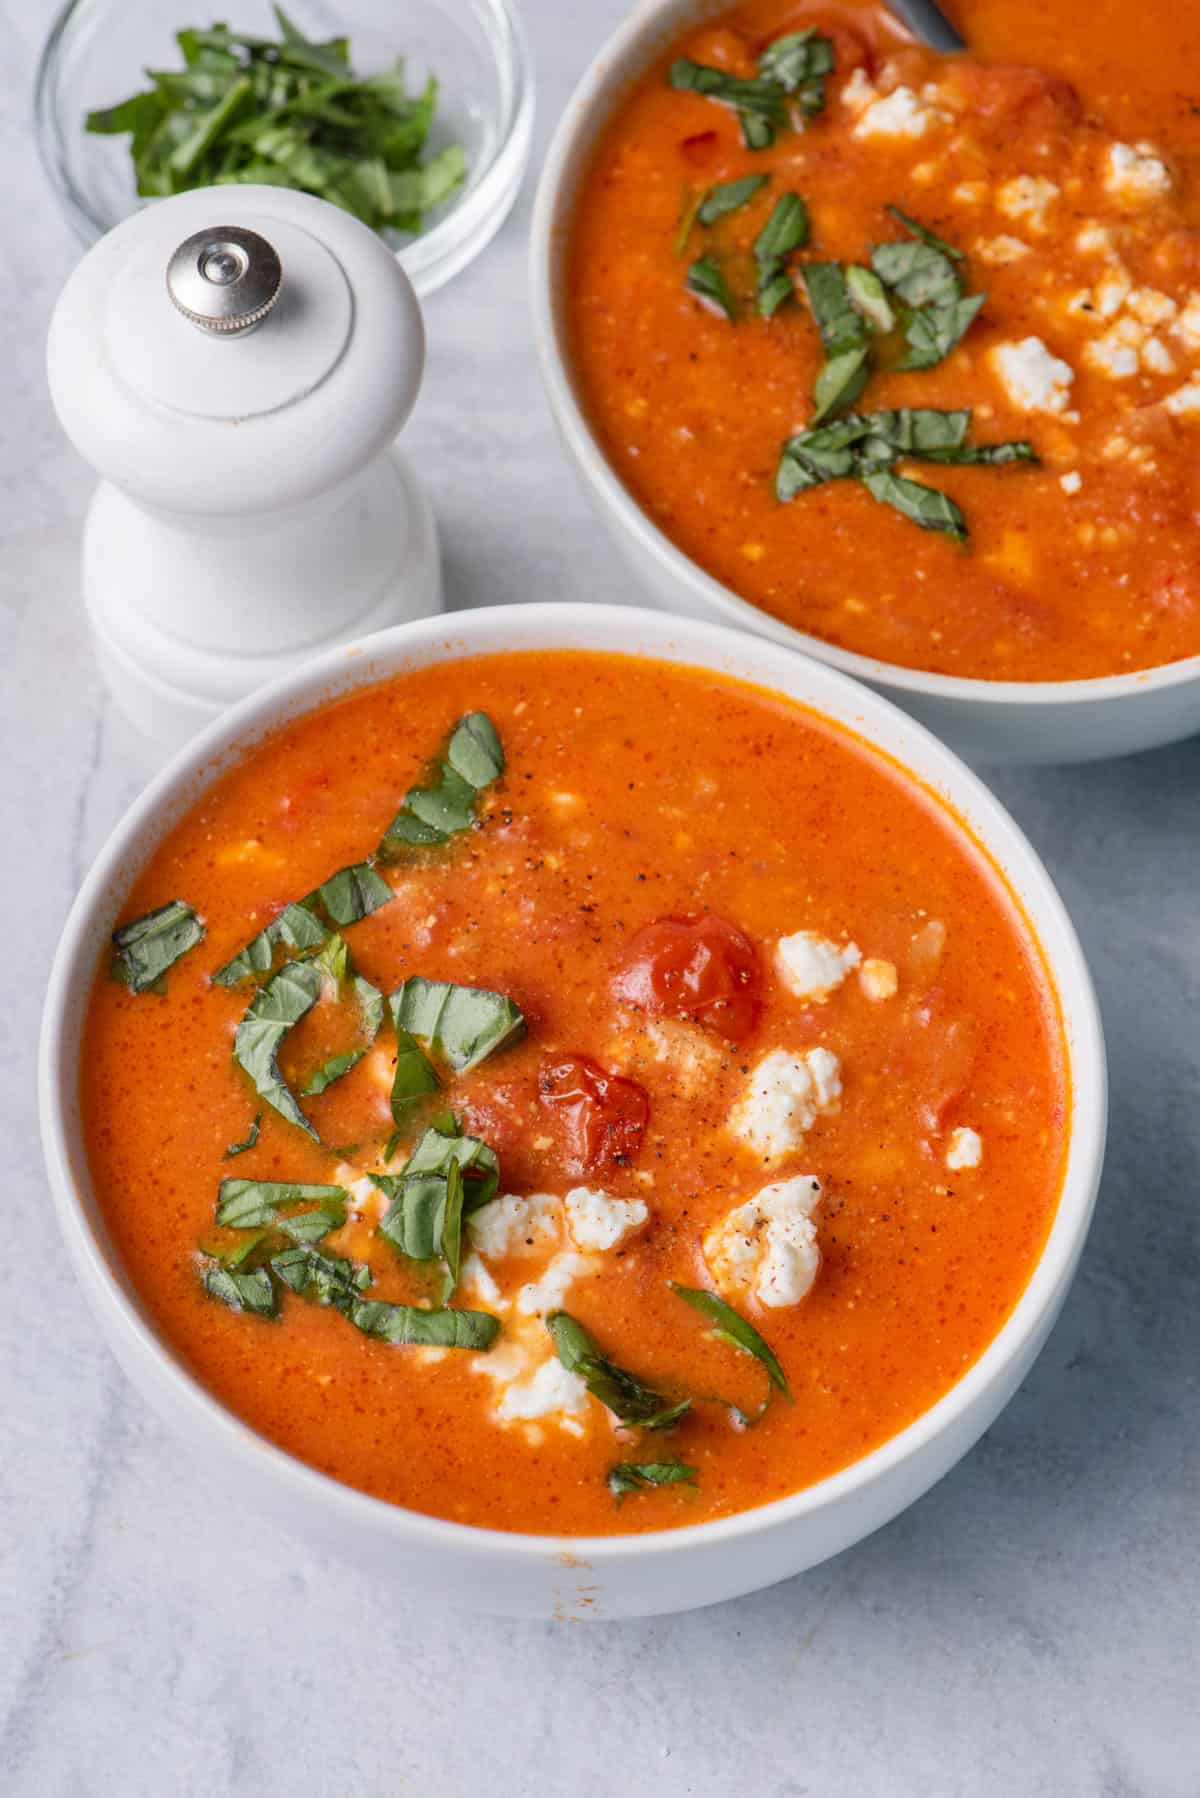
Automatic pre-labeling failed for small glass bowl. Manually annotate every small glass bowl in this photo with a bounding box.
[35,0,534,297]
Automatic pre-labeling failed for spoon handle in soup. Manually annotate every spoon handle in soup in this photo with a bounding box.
[884,0,966,51]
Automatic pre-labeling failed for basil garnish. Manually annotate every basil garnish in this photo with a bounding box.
[349,1299,500,1350]
[686,254,737,320]
[111,899,205,993]
[845,265,894,334]
[215,1178,347,1232]
[669,1283,792,1398]
[376,1161,461,1263]
[608,1460,697,1501]
[546,1312,691,1431]
[271,1243,372,1310]
[213,864,389,986]
[668,60,787,150]
[870,210,980,371]
[201,1263,277,1317]
[801,265,871,420]
[391,1026,441,1117]
[299,933,384,1097]
[399,1113,500,1209]
[378,711,504,857]
[754,193,808,318]
[776,407,1035,536]
[223,1113,262,1158]
[698,173,768,225]
[757,28,835,116]
[232,959,322,1138]
[389,977,525,1073]
[885,204,964,261]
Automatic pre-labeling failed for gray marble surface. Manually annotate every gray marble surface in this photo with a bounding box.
[3,1,1198,1792]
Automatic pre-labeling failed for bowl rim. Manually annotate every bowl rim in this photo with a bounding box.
[526,0,1200,712]
[38,600,1107,1567]
[33,0,535,299]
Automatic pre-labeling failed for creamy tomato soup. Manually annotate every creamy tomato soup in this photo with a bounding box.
[82,653,1067,1535]
[568,0,1200,681]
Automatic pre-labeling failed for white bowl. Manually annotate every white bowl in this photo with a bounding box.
[528,0,1200,766]
[38,603,1106,1619]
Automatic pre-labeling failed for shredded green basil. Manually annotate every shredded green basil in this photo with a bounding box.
[215,1178,347,1232]
[686,254,737,320]
[223,1113,262,1158]
[668,60,787,150]
[298,934,384,1097]
[349,1299,500,1350]
[378,712,505,857]
[698,173,768,225]
[757,28,835,116]
[213,865,390,987]
[201,1262,277,1317]
[546,1312,691,1431]
[111,900,205,994]
[232,959,322,1138]
[669,1283,792,1399]
[389,977,525,1073]
[398,1113,500,1209]
[271,1243,372,1310]
[390,1026,441,1117]
[754,193,808,317]
[608,1460,698,1501]
[861,467,967,540]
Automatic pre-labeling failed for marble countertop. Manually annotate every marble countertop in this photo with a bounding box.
[3,1,1198,1790]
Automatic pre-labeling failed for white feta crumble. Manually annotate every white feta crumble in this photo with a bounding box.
[1141,337,1176,375]
[776,931,861,1002]
[564,1186,648,1252]
[495,1355,590,1432]
[1126,288,1176,327]
[516,1251,589,1316]
[1084,332,1140,379]
[1165,382,1200,418]
[461,1252,505,1309]
[841,66,876,113]
[1059,470,1083,495]
[644,1018,724,1092]
[990,337,1075,414]
[704,1175,824,1309]
[731,1048,842,1159]
[859,957,898,1001]
[1075,222,1114,255]
[975,235,1030,266]
[945,1126,983,1170]
[1094,271,1132,318]
[468,1191,561,1260]
[1174,293,1200,353]
[953,181,987,205]
[1105,141,1172,203]
[854,85,948,141]
[996,175,1059,232]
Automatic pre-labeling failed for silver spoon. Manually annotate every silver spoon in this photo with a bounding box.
[885,0,965,52]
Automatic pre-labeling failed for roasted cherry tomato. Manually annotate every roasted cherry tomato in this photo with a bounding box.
[612,913,760,1042]
[539,1054,649,1175]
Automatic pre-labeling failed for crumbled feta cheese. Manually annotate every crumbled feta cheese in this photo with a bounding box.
[1084,332,1140,379]
[469,1191,561,1260]
[1059,470,1083,495]
[776,931,861,1002]
[859,957,898,1001]
[461,1252,505,1308]
[990,337,1075,414]
[945,1127,983,1170]
[516,1251,588,1316]
[1126,288,1176,327]
[1094,271,1132,318]
[731,1048,842,1158]
[1105,141,1172,202]
[841,67,877,114]
[953,181,987,205]
[1165,382,1200,418]
[496,1355,590,1429]
[704,1175,824,1309]
[1075,223,1114,255]
[644,1019,724,1090]
[1174,294,1200,353]
[854,85,948,140]
[997,175,1059,232]
[975,235,1030,266]
[564,1186,648,1252]
[1141,337,1176,375]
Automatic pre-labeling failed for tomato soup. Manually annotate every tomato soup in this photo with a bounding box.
[567,0,1200,682]
[81,652,1067,1535]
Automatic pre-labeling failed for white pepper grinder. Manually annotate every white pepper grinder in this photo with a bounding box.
[47,185,441,748]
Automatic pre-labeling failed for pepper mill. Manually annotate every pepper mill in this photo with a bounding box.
[47,185,441,749]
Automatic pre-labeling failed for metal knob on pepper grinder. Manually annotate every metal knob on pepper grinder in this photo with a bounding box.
[46,187,441,749]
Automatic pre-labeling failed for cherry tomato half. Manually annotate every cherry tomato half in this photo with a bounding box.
[612,913,760,1042]
[539,1054,649,1176]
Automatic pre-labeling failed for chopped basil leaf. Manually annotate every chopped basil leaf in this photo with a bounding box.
[897,293,985,370]
[111,900,205,994]
[921,439,1037,466]
[870,237,962,309]
[391,1026,441,1117]
[201,1261,277,1317]
[213,866,389,988]
[754,192,808,263]
[349,1298,500,1350]
[399,1114,499,1210]
[271,1243,372,1311]
[674,186,705,256]
[757,28,835,116]
[316,862,393,930]
[223,1113,262,1158]
[668,60,787,149]
[297,933,384,1097]
[608,1460,698,1501]
[232,959,322,1138]
[215,1177,347,1232]
[801,263,868,353]
[812,344,870,423]
[698,173,768,225]
[886,203,964,261]
[686,254,737,320]
[302,1050,365,1096]
[669,1283,792,1398]
[757,267,795,320]
[861,467,967,540]
[389,977,525,1073]
[845,265,895,334]
[378,711,505,858]
[375,1169,452,1261]
[546,1311,691,1431]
